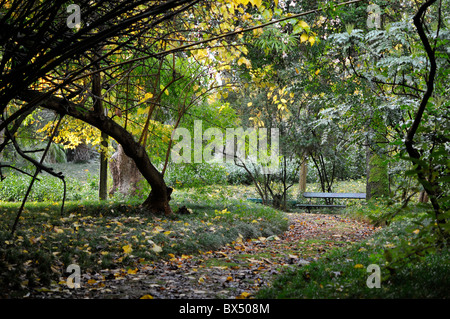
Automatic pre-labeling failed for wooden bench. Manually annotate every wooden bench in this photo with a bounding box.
[295,192,366,212]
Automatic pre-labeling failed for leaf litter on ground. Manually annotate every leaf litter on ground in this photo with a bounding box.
[28,212,378,299]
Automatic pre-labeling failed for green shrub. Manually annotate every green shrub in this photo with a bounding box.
[163,163,229,188]
[0,172,99,203]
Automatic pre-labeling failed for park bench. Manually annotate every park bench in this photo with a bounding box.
[248,192,365,212]
[295,192,366,212]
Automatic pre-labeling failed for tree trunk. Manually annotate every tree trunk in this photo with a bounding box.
[99,133,108,200]
[73,142,91,163]
[366,146,389,200]
[109,144,144,197]
[92,55,108,200]
[418,190,429,203]
[19,89,173,215]
[298,157,307,193]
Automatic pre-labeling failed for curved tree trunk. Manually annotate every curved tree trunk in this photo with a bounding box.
[19,90,173,215]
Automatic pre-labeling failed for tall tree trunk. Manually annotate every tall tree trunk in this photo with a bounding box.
[99,132,108,200]
[298,156,307,193]
[405,0,444,228]
[366,145,389,200]
[92,53,108,200]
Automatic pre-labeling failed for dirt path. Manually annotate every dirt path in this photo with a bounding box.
[30,213,377,299]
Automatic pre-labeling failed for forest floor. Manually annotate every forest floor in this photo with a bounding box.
[29,211,376,299]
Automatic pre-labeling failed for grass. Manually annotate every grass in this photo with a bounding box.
[257,202,450,299]
[1,162,448,298]
[256,239,450,298]
[0,190,289,298]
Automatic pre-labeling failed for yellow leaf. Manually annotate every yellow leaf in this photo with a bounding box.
[253,27,263,36]
[300,33,308,43]
[315,69,320,75]
[236,291,251,299]
[152,226,164,233]
[308,36,316,46]
[354,264,364,269]
[236,0,250,6]
[127,268,138,274]
[122,244,133,255]
[140,294,154,299]
[247,102,253,107]
[53,227,64,234]
[250,0,262,8]
[298,20,309,29]
[138,92,153,104]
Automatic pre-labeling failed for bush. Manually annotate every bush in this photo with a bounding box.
[163,163,229,188]
[0,172,98,202]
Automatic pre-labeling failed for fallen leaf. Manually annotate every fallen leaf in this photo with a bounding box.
[153,226,164,233]
[127,268,138,274]
[122,244,133,254]
[151,244,162,254]
[236,291,251,299]
[53,227,64,234]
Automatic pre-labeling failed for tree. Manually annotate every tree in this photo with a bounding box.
[327,0,449,234]
[1,0,370,232]
[0,0,202,224]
